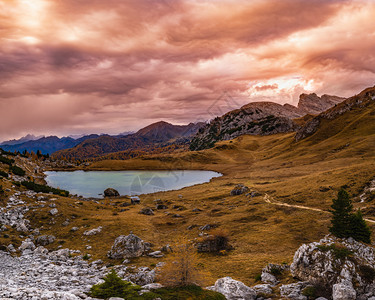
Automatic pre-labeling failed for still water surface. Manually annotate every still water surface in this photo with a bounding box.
[44,170,221,198]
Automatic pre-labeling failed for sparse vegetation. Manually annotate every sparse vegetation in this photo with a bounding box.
[157,237,209,287]
[21,181,69,197]
[317,244,353,260]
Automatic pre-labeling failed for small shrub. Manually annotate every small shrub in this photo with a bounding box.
[0,170,8,178]
[9,165,25,176]
[359,265,375,282]
[254,273,262,282]
[83,253,91,260]
[302,286,317,298]
[89,270,143,299]
[270,266,282,276]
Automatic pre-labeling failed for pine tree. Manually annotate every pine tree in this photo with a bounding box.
[349,210,371,244]
[329,189,353,238]
[329,189,371,243]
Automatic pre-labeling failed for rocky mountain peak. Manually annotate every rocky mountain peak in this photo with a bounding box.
[297,93,345,115]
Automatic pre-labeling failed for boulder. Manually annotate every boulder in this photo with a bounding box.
[230,184,249,196]
[291,235,375,299]
[139,207,154,216]
[207,277,256,300]
[83,226,102,236]
[104,188,120,197]
[49,208,58,216]
[108,233,146,259]
[36,235,56,246]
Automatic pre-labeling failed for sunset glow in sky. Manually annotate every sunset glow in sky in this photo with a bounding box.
[1,0,375,140]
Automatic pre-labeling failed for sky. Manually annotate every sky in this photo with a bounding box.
[1,0,375,141]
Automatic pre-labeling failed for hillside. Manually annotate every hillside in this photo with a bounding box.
[190,93,344,150]
[53,121,204,160]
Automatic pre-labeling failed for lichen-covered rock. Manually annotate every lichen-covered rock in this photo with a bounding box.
[207,277,256,300]
[104,188,120,197]
[108,233,146,259]
[291,235,375,299]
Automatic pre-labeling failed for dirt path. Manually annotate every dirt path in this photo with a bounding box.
[263,194,375,224]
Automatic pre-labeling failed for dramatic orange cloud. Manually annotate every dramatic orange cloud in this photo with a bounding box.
[0,0,374,140]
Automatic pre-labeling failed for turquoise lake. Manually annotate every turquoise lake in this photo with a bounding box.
[44,170,222,198]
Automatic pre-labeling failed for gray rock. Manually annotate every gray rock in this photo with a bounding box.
[36,235,56,246]
[253,284,273,296]
[148,251,164,258]
[142,283,163,290]
[279,282,308,300]
[207,277,256,300]
[104,188,120,197]
[83,226,102,236]
[108,233,146,259]
[332,283,356,300]
[261,272,278,286]
[49,208,58,216]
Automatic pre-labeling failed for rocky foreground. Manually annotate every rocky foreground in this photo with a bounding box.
[1,234,375,299]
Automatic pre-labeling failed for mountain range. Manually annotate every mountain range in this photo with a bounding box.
[0,92,347,158]
[189,93,345,150]
[52,121,204,160]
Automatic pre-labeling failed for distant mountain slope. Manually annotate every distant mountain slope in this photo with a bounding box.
[0,134,44,146]
[295,86,375,141]
[190,93,344,150]
[52,121,204,160]
[1,134,100,154]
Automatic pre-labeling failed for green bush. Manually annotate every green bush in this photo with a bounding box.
[302,286,317,298]
[9,165,26,176]
[254,273,262,282]
[0,170,8,178]
[21,181,69,197]
[89,270,143,299]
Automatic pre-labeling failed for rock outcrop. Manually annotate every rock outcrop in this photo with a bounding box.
[296,86,375,141]
[291,235,375,299]
[190,92,345,150]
